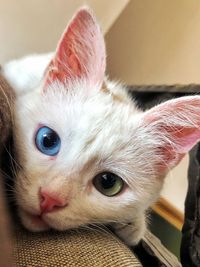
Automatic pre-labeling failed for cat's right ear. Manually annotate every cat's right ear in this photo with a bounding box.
[140,96,200,173]
[43,7,106,89]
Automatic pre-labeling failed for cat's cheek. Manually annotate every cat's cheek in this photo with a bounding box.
[113,214,146,246]
[18,209,50,232]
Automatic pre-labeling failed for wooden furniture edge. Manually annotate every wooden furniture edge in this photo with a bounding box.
[152,197,184,230]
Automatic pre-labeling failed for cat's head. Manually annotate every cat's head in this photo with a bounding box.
[14,7,200,232]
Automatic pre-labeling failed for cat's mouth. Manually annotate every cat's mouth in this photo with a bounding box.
[30,214,48,227]
[19,208,86,232]
[20,209,50,231]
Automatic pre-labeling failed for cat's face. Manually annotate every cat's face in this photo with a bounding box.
[13,8,200,232]
[14,79,163,231]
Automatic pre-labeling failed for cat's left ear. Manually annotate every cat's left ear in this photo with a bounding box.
[44,7,106,87]
[141,96,200,172]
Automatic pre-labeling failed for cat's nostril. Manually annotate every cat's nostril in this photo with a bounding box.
[40,190,68,214]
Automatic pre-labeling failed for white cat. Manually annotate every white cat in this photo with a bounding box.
[3,7,200,246]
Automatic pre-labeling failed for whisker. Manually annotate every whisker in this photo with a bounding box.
[3,145,22,170]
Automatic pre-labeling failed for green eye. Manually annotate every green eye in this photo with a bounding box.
[93,172,124,197]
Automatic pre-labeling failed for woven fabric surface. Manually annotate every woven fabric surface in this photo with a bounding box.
[14,227,142,267]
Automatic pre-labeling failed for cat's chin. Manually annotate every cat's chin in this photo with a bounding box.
[19,209,50,232]
[19,208,85,232]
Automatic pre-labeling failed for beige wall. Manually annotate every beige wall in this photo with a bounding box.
[106,0,200,85]
[162,155,188,213]
[0,0,129,63]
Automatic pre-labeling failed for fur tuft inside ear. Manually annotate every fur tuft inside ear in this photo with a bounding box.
[142,96,200,170]
[44,7,106,88]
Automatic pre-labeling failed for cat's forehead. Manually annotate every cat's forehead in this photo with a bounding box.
[17,80,142,173]
[38,80,139,134]
[41,84,140,169]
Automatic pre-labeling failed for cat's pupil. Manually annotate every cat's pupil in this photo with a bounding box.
[43,132,58,148]
[101,173,116,189]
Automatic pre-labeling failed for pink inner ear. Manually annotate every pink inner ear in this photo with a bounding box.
[44,8,105,88]
[168,126,200,153]
[45,53,81,85]
[156,125,200,171]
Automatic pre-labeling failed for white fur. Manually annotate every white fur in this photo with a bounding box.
[3,52,53,94]
[5,53,158,244]
[4,8,200,247]
[4,53,200,246]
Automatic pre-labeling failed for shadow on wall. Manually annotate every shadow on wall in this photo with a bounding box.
[106,0,200,85]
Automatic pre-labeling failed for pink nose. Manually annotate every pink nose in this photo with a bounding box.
[40,190,68,213]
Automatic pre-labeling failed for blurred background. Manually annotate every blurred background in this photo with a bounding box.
[1,0,199,258]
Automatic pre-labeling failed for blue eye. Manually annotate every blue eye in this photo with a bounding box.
[35,126,61,156]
